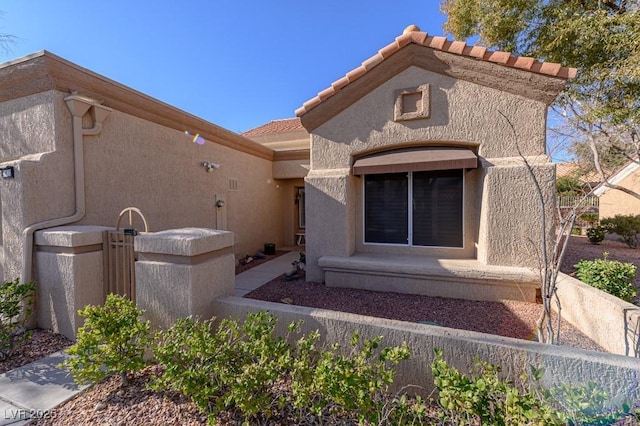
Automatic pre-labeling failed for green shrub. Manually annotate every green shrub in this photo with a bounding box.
[586,224,607,245]
[549,381,638,425]
[63,294,151,386]
[152,312,413,425]
[431,348,560,425]
[575,253,637,303]
[601,214,640,248]
[580,213,599,225]
[292,332,411,424]
[431,348,639,425]
[0,278,35,360]
[153,313,297,424]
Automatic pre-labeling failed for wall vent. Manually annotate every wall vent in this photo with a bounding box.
[229,178,239,191]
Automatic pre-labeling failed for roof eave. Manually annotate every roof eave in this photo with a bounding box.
[298,31,576,132]
[0,51,274,161]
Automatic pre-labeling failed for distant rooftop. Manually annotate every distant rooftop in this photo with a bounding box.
[243,118,304,137]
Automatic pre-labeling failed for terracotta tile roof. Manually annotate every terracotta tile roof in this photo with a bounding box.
[556,162,602,184]
[296,25,577,117]
[242,118,304,137]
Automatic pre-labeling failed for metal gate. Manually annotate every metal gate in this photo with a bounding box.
[104,207,149,301]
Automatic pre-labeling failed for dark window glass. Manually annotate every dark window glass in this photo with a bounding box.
[364,170,463,247]
[412,169,463,247]
[364,173,408,244]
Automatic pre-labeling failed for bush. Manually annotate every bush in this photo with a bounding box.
[431,348,639,425]
[580,213,599,225]
[153,312,295,422]
[586,224,607,244]
[575,253,637,303]
[431,348,559,425]
[63,294,151,386]
[601,214,640,248]
[152,312,413,425]
[0,278,35,360]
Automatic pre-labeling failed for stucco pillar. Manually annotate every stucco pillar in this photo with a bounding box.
[34,225,112,340]
[477,160,555,268]
[305,169,356,282]
[134,227,234,330]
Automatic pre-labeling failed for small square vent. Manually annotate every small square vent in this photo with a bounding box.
[229,178,239,191]
[394,84,430,122]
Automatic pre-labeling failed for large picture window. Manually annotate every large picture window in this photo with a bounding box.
[364,169,463,247]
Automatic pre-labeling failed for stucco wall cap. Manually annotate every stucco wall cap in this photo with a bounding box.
[34,225,114,247]
[134,227,233,257]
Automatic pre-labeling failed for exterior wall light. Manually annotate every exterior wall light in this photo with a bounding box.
[216,199,225,208]
[203,161,220,172]
[0,166,15,179]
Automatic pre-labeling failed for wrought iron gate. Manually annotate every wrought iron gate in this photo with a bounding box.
[104,207,149,301]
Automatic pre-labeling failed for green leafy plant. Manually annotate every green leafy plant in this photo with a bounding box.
[549,381,638,425]
[290,331,411,424]
[601,214,640,248]
[152,311,413,425]
[63,294,151,386]
[575,253,637,303]
[431,348,560,425]
[0,278,35,360]
[586,224,607,245]
[431,348,639,425]
[153,312,296,424]
[580,213,599,226]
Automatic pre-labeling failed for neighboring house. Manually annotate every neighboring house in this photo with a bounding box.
[0,25,575,314]
[594,160,640,218]
[555,161,600,212]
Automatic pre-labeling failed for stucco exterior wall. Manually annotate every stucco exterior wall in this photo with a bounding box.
[306,66,554,281]
[0,88,284,283]
[599,172,640,218]
[310,66,547,171]
[0,91,75,279]
[46,91,284,257]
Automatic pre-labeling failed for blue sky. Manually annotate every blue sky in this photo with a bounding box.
[0,1,447,133]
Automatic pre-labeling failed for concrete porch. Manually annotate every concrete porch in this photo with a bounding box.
[319,253,540,303]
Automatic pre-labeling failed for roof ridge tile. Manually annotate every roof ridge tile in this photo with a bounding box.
[296,26,577,118]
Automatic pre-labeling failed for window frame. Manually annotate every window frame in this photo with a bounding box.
[362,169,465,249]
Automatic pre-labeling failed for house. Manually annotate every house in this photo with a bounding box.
[594,160,640,218]
[0,51,306,284]
[295,25,575,302]
[0,24,575,336]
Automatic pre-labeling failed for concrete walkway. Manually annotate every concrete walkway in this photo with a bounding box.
[235,250,302,296]
[0,251,302,424]
[0,351,90,425]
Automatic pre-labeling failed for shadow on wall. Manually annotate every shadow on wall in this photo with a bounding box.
[311,67,453,150]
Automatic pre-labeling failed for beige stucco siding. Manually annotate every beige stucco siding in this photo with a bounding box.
[599,173,640,219]
[67,98,283,256]
[0,91,75,278]
[0,89,284,282]
[305,66,554,282]
[310,66,547,171]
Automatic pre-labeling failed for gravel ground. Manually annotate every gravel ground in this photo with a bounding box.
[0,329,72,374]
[25,236,640,425]
[245,271,603,352]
